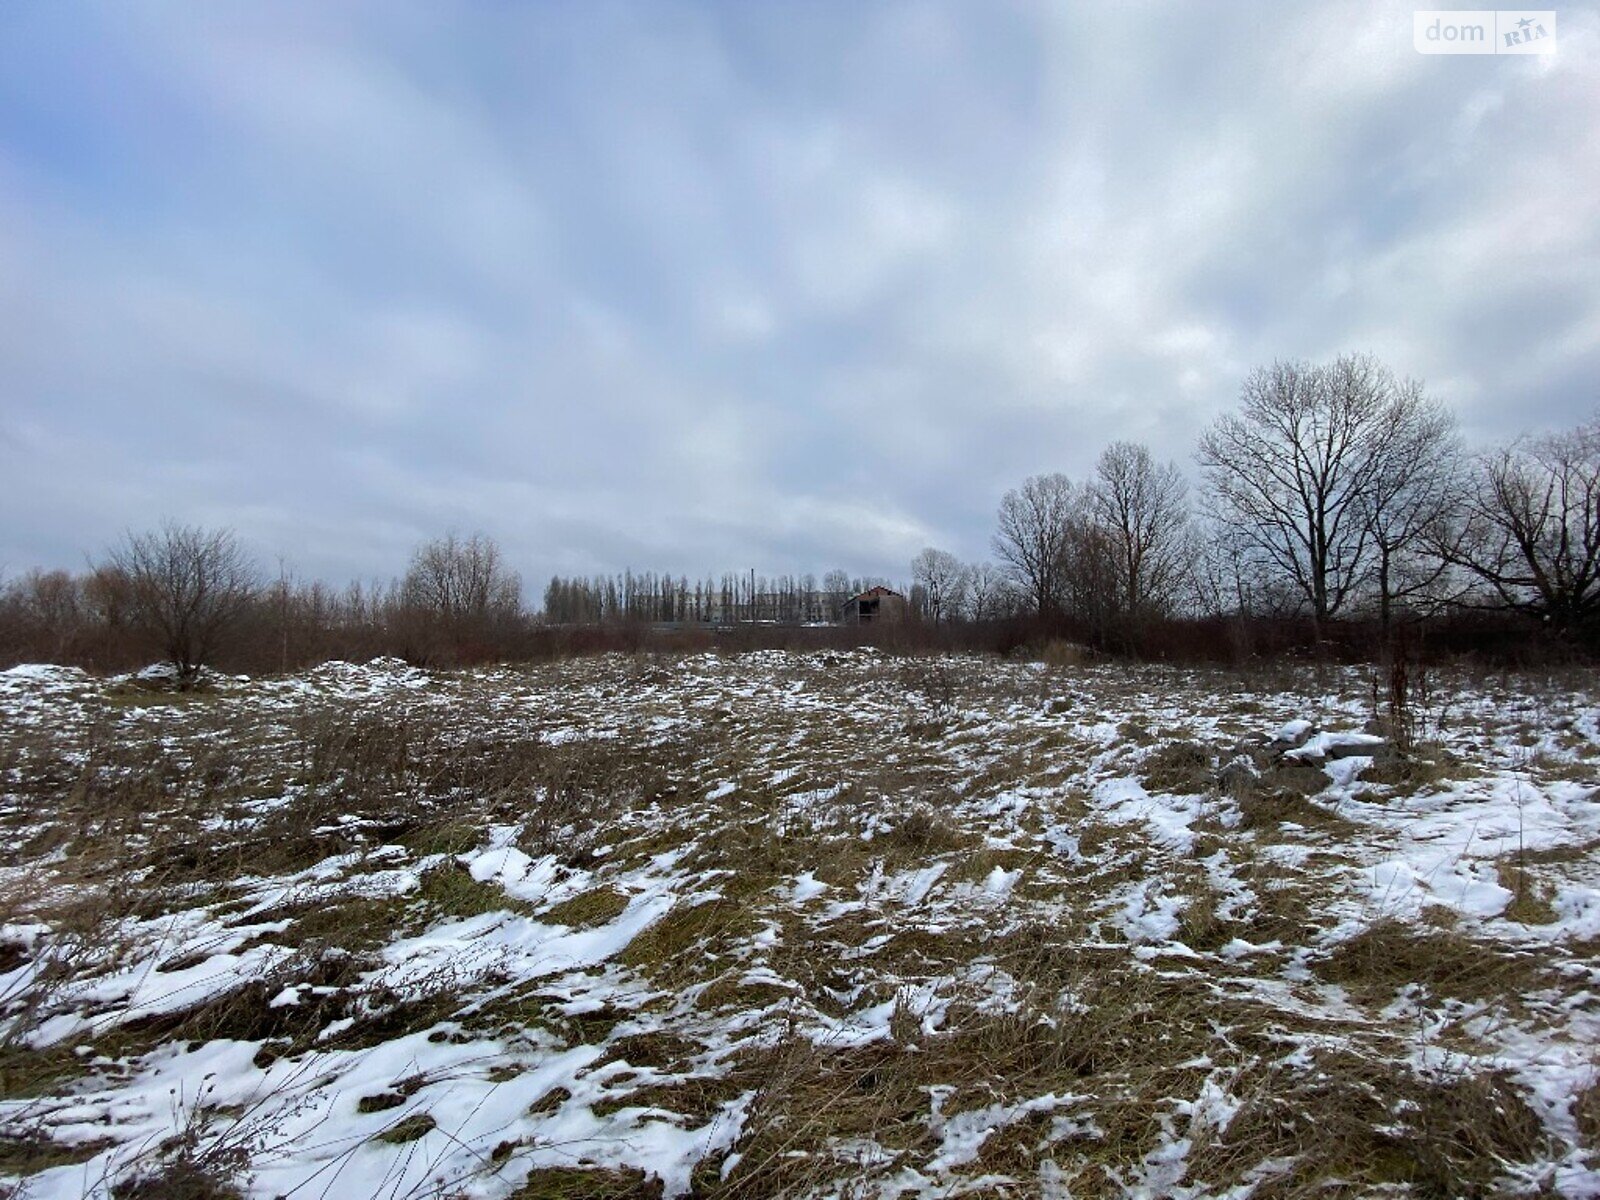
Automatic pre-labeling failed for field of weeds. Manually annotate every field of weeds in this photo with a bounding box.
[0,650,1597,1199]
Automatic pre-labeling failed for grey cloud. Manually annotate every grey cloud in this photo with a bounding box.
[0,0,1596,586]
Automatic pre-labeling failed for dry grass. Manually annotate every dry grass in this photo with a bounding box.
[1,653,1594,1198]
[1191,1052,1552,1199]
[243,893,408,954]
[0,1132,113,1177]
[1497,859,1561,925]
[1173,873,1233,952]
[617,896,758,986]
[875,802,978,859]
[543,887,631,928]
[511,1167,664,1198]
[1576,1074,1600,1148]
[1314,918,1548,1004]
[1140,740,1215,795]
[371,1112,436,1144]
[110,1163,245,1200]
[710,963,1281,1197]
[415,859,521,918]
[1359,746,1472,796]
[1234,763,1357,835]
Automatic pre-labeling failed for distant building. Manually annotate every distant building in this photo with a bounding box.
[702,590,835,625]
[838,585,908,625]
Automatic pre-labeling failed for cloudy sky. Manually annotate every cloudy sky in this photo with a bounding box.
[1,2,1596,587]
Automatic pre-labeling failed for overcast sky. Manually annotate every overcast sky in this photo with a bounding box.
[1,2,1596,587]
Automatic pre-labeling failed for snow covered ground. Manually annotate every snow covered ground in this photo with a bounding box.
[0,651,1596,1198]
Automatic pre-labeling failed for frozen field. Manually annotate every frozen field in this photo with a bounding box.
[0,651,1597,1198]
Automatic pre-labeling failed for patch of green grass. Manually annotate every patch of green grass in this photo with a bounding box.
[372,1113,436,1144]
[543,887,630,928]
[416,861,518,919]
[398,820,483,857]
[100,685,219,711]
[0,1132,113,1175]
[245,893,409,955]
[618,897,756,976]
[0,1043,97,1101]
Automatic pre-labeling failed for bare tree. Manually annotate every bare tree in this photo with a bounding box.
[1361,387,1462,634]
[105,522,258,681]
[966,562,1009,621]
[993,473,1077,615]
[1198,355,1429,627]
[911,548,970,623]
[6,570,86,662]
[822,569,853,617]
[1088,441,1191,621]
[1058,506,1118,634]
[401,532,522,636]
[1435,420,1600,634]
[1187,518,1277,618]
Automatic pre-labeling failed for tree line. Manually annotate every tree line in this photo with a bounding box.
[3,353,1597,676]
[541,571,891,626]
[908,354,1600,655]
[0,529,527,679]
